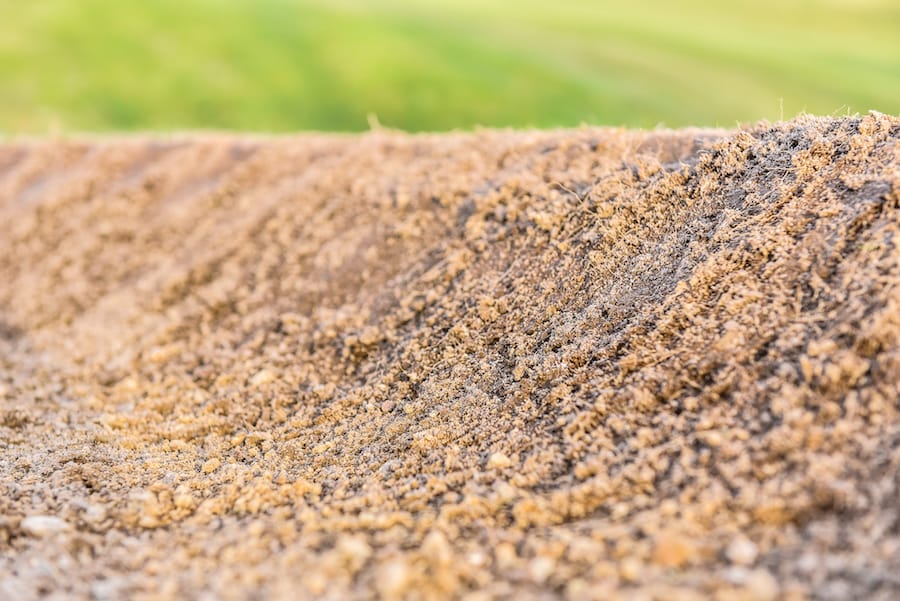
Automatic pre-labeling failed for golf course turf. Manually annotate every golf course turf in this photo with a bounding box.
[3,0,899,133]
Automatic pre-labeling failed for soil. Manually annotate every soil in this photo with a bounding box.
[0,114,898,600]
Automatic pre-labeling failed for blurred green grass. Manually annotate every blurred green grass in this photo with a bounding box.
[1,0,898,133]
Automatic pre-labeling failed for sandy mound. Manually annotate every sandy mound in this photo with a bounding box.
[0,115,898,600]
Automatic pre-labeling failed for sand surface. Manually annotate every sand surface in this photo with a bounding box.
[0,115,898,600]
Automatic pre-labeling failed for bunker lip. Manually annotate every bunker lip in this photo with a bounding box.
[1,114,898,600]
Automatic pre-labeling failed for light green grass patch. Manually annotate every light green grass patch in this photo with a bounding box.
[0,0,898,132]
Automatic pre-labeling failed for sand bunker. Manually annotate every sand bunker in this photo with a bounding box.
[1,114,898,600]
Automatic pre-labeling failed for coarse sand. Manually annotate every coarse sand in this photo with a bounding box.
[0,114,899,600]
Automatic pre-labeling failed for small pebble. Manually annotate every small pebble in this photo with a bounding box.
[652,532,697,568]
[487,452,512,469]
[745,569,779,601]
[249,369,275,387]
[377,559,411,600]
[83,504,107,525]
[528,556,556,584]
[726,537,758,566]
[21,515,71,538]
[619,557,642,583]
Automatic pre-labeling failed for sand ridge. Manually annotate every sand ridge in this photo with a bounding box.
[0,114,899,600]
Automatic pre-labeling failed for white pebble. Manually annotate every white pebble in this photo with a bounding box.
[249,369,276,387]
[745,569,779,601]
[726,537,759,566]
[83,504,108,525]
[21,515,71,538]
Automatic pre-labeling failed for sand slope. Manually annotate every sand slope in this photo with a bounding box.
[0,115,898,600]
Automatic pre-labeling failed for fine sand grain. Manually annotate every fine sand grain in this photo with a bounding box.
[0,115,898,600]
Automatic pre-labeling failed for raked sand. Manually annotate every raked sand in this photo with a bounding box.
[1,115,898,600]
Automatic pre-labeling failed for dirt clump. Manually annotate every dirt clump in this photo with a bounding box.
[0,114,899,600]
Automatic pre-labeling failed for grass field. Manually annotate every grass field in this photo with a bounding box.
[1,0,899,133]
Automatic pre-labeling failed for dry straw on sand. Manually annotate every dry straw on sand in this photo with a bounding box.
[1,114,898,600]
